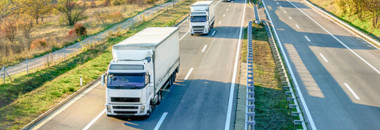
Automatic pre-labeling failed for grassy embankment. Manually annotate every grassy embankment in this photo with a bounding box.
[308,0,379,39]
[241,23,293,129]
[0,0,194,129]
[1,0,167,67]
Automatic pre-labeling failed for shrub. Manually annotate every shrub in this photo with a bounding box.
[68,29,76,38]
[90,1,97,8]
[145,0,157,4]
[102,0,111,6]
[110,11,123,21]
[74,23,87,36]
[112,0,122,5]
[30,38,47,49]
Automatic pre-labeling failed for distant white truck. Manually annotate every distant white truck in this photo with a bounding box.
[190,1,215,35]
[102,27,180,117]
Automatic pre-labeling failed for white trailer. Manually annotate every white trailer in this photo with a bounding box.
[190,1,215,35]
[102,27,180,117]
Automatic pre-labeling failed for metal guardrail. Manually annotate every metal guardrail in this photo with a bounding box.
[245,21,255,130]
[263,20,307,130]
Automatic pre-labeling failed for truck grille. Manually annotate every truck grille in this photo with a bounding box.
[192,26,204,28]
[192,26,205,33]
[111,97,140,102]
[114,111,137,114]
[113,106,139,109]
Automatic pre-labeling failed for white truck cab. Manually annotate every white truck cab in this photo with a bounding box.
[190,1,215,35]
[102,27,180,117]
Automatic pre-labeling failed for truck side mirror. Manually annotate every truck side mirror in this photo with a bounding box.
[101,74,105,86]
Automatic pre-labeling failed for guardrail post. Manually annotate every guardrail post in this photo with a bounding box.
[2,65,4,84]
[80,77,83,86]
[246,21,255,130]
[26,58,29,76]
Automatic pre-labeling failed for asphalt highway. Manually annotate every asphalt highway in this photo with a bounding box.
[30,0,253,130]
[263,0,380,129]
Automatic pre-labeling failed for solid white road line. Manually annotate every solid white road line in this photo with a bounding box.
[305,0,380,51]
[262,0,317,129]
[344,83,360,100]
[224,0,246,129]
[212,31,216,36]
[296,24,300,29]
[305,35,311,42]
[287,0,380,75]
[319,53,328,62]
[215,0,222,7]
[153,112,168,130]
[223,14,226,17]
[219,21,222,25]
[288,16,292,20]
[83,109,106,130]
[180,31,189,41]
[284,10,287,13]
[201,45,208,52]
[184,68,193,80]
[32,82,101,130]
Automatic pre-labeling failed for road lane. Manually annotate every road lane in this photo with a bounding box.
[264,0,380,129]
[32,0,253,130]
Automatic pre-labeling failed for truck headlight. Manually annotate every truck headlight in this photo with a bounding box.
[140,106,145,113]
[106,105,112,113]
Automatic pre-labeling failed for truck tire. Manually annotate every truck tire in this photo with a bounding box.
[170,75,174,86]
[144,102,154,118]
[156,92,162,105]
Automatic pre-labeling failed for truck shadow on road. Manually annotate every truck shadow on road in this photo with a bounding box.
[111,79,237,130]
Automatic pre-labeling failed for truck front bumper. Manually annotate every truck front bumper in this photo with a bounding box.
[106,103,149,116]
[191,28,209,35]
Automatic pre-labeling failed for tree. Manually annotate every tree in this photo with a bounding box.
[364,0,380,28]
[18,15,34,41]
[1,18,18,43]
[56,0,87,26]
[15,0,53,24]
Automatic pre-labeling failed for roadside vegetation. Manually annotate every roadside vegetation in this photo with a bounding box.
[246,23,293,129]
[0,0,194,129]
[308,0,379,39]
[0,0,167,67]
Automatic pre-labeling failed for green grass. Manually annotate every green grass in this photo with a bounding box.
[0,0,195,129]
[248,23,294,129]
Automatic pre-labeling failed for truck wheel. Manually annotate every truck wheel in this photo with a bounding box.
[171,75,175,85]
[156,92,162,105]
[144,105,153,119]
[166,78,172,88]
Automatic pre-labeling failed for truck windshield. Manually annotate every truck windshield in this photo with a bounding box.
[107,73,147,89]
[191,16,207,22]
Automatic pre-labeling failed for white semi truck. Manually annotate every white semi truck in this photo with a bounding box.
[102,27,180,117]
[190,1,215,35]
